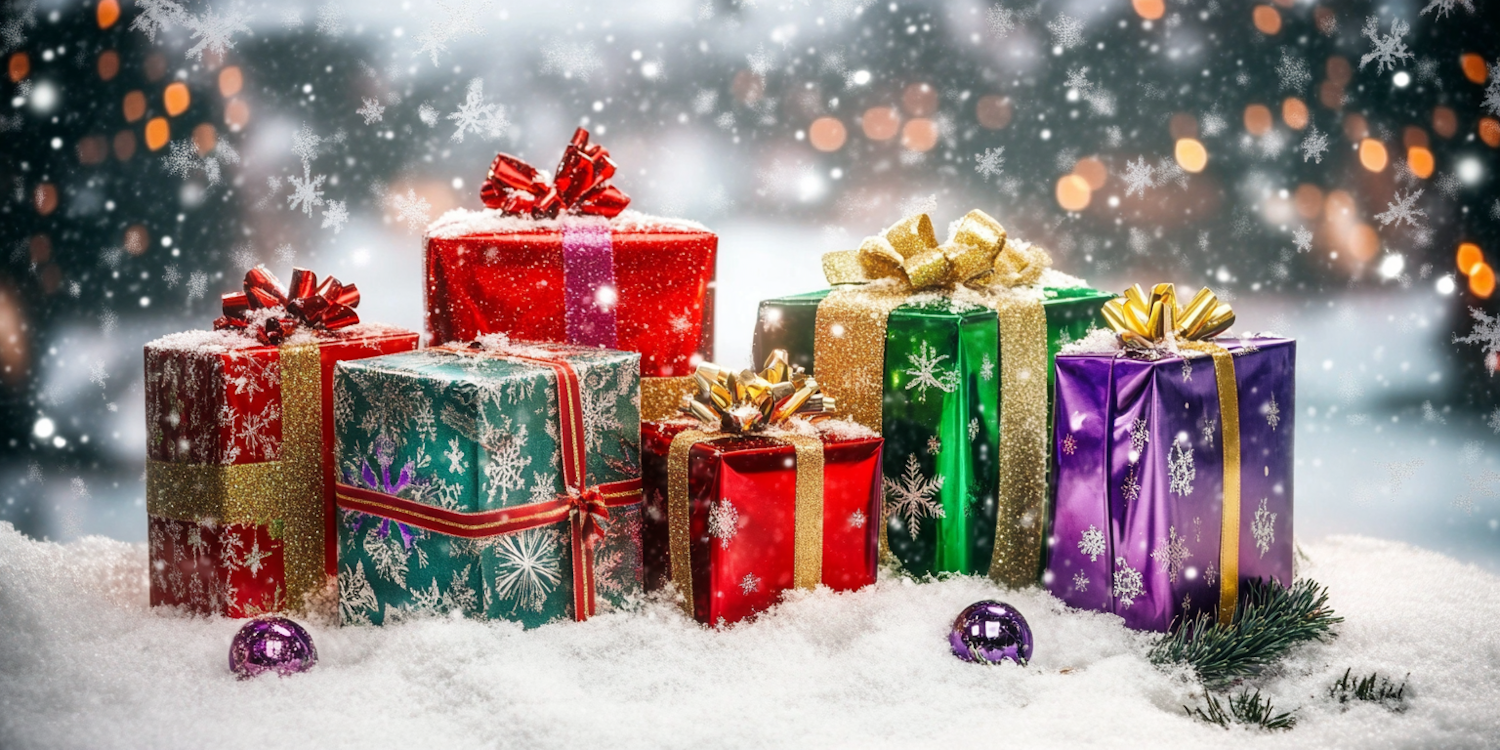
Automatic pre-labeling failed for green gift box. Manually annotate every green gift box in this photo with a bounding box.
[752,210,1112,584]
[333,338,643,628]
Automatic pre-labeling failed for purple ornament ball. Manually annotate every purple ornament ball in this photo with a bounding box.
[949,600,1033,665]
[229,616,318,679]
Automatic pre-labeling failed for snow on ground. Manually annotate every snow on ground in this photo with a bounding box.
[1,523,1497,749]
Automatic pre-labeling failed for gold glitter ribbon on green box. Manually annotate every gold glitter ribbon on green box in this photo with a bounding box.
[813,209,1055,587]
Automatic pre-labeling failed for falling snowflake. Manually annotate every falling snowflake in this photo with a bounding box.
[1122,157,1155,197]
[1062,434,1077,456]
[708,498,739,549]
[1358,16,1412,73]
[357,98,385,125]
[884,454,946,539]
[1150,526,1192,583]
[1435,172,1462,198]
[1293,226,1313,253]
[1375,189,1426,229]
[129,0,185,42]
[418,104,439,127]
[391,189,432,233]
[447,78,508,143]
[1121,466,1141,502]
[321,200,348,234]
[1300,124,1329,164]
[163,265,181,288]
[1078,525,1105,562]
[286,169,326,217]
[1453,307,1500,376]
[1265,395,1281,431]
[1072,572,1089,592]
[413,0,485,65]
[542,40,603,80]
[489,527,563,613]
[1046,13,1084,49]
[902,340,959,403]
[1488,409,1500,434]
[974,147,1005,180]
[926,436,942,455]
[1130,417,1150,454]
[1168,440,1196,496]
[1420,0,1475,19]
[316,4,345,35]
[979,354,995,381]
[291,123,322,171]
[187,272,208,301]
[985,5,1016,36]
[183,8,250,61]
[739,573,760,595]
[1251,498,1277,558]
[968,418,980,441]
[1112,557,1144,608]
[1484,62,1500,117]
[1275,48,1311,90]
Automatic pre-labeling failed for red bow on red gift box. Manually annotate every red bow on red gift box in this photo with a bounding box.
[479,127,631,218]
[214,266,361,345]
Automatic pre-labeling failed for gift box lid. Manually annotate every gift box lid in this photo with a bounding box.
[146,320,416,355]
[425,208,712,240]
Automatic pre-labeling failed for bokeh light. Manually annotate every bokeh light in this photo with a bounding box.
[861,106,899,141]
[1252,5,1281,35]
[1358,139,1388,172]
[1407,147,1434,178]
[809,117,846,152]
[1174,138,1208,173]
[1056,175,1091,211]
[144,117,170,151]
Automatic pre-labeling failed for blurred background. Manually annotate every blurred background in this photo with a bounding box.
[2,0,1498,568]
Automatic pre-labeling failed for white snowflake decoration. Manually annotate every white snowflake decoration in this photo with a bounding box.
[1420,0,1475,20]
[391,189,432,233]
[316,4,345,36]
[1266,395,1281,431]
[447,78,508,143]
[1122,157,1155,198]
[541,40,603,81]
[479,422,532,503]
[339,561,379,625]
[489,527,563,613]
[1150,526,1192,583]
[1072,571,1089,592]
[902,340,959,403]
[1358,16,1412,73]
[130,0,185,42]
[418,103,439,127]
[926,436,942,455]
[321,200,348,234]
[986,5,1016,37]
[1276,48,1311,90]
[1252,497,1277,558]
[739,573,760,595]
[884,454,946,539]
[1375,189,1426,229]
[183,8,249,61]
[1046,14,1084,49]
[1293,226,1313,253]
[849,509,867,529]
[291,123,322,171]
[1484,62,1500,117]
[1300,124,1329,164]
[1078,525,1105,562]
[444,437,467,474]
[974,147,1005,180]
[979,354,995,381]
[1062,434,1077,455]
[969,418,980,441]
[1112,557,1144,608]
[286,169,326,217]
[1168,440,1196,496]
[1488,408,1500,434]
[1130,417,1150,454]
[1455,307,1500,374]
[1122,466,1141,502]
[357,97,385,125]
[708,498,739,549]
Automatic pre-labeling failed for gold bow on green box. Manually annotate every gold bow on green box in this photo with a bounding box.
[821,210,1052,291]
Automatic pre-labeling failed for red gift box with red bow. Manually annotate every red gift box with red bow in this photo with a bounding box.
[145,266,417,617]
[424,128,716,417]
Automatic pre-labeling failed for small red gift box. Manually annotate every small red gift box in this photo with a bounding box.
[642,420,883,625]
[424,128,715,420]
[145,266,417,617]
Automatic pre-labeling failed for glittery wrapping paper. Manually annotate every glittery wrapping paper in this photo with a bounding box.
[1044,338,1295,632]
[144,330,419,617]
[423,217,716,380]
[753,286,1112,581]
[333,344,643,628]
[643,420,882,626]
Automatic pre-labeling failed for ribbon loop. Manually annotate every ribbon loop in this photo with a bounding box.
[214,265,361,345]
[820,209,1047,292]
[679,349,836,433]
[1102,282,1235,348]
[480,127,630,219]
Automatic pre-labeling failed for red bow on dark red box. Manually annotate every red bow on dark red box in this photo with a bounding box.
[214,266,361,345]
[479,127,631,218]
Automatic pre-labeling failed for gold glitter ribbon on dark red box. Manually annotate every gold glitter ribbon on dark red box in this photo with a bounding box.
[334,343,642,622]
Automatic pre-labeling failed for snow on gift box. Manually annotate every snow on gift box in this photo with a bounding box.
[641,351,883,626]
[752,209,1112,586]
[332,336,643,628]
[1044,283,1294,633]
[144,266,419,618]
[423,127,716,423]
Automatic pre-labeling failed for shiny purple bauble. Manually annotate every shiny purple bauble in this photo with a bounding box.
[229,617,318,679]
[949,600,1033,665]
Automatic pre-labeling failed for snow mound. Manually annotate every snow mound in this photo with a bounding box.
[1,524,1496,749]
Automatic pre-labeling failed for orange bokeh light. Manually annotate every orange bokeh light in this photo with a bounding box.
[144,117,170,151]
[97,0,120,28]
[861,106,900,141]
[1175,138,1208,173]
[1294,184,1324,218]
[164,82,191,117]
[98,50,119,81]
[1072,157,1108,190]
[900,119,938,151]
[1281,97,1308,130]
[1471,263,1496,298]
[1457,243,1485,275]
[123,91,146,122]
[976,95,1012,129]
[1358,139,1388,172]
[1253,5,1282,34]
[1407,147,1434,178]
[219,66,243,97]
[34,183,58,215]
[192,123,217,155]
[8,52,28,82]
[1348,224,1380,262]
[225,98,250,131]
[1244,104,1272,136]
[1056,175,1091,211]
[1461,53,1488,85]
[1433,107,1457,138]
[808,117,847,152]
[901,83,937,117]
[1480,118,1500,148]
[113,130,136,161]
[1133,0,1165,20]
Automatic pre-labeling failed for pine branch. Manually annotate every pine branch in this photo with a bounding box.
[1186,690,1297,731]
[1149,578,1342,687]
[1328,668,1408,711]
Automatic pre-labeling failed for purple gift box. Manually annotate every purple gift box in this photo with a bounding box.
[1044,337,1295,632]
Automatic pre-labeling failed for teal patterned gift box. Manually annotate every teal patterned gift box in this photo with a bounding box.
[332,337,643,628]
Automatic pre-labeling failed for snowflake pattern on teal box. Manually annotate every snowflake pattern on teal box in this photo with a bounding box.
[334,344,642,628]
